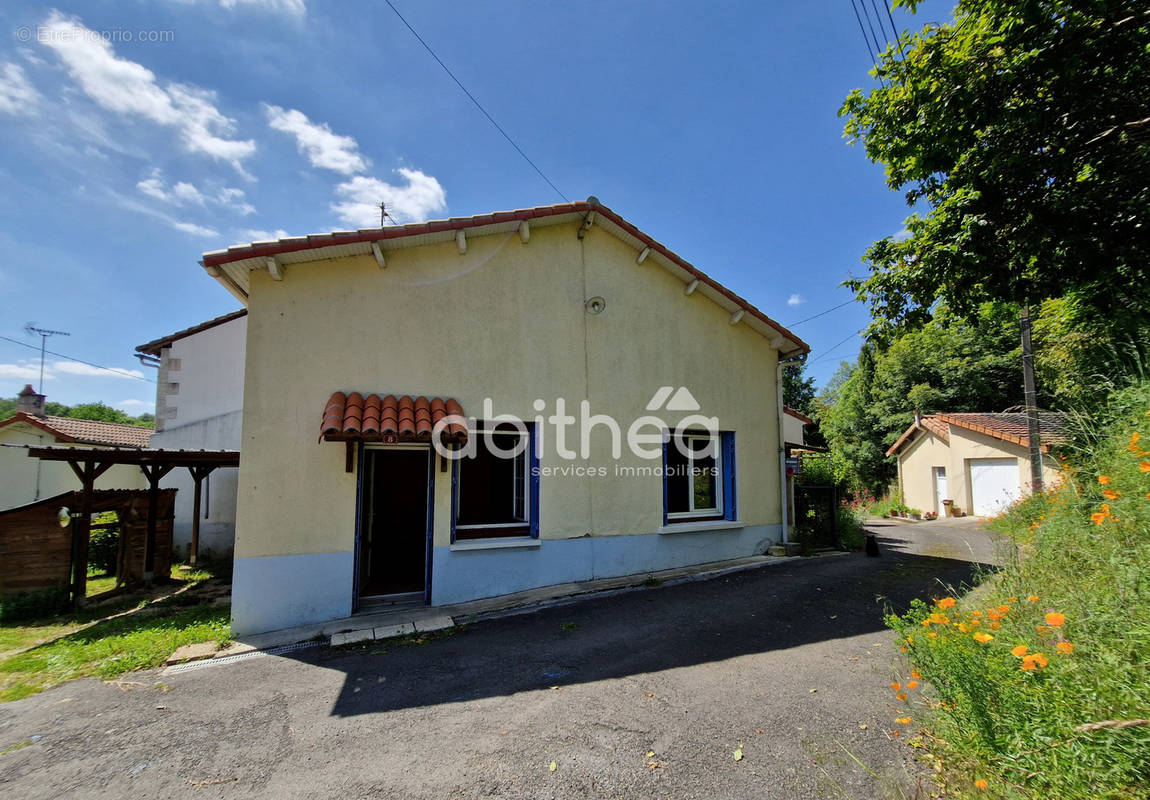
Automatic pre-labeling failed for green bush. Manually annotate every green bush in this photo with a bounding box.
[886,381,1150,798]
[836,504,866,550]
[88,528,119,576]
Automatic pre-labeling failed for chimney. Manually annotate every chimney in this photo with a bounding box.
[16,384,46,417]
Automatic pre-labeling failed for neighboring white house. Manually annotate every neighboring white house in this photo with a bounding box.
[887,412,1066,517]
[135,309,246,559]
[0,385,150,509]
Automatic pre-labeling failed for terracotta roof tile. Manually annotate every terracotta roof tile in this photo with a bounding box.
[0,412,152,448]
[936,413,1068,450]
[887,412,1067,457]
[320,392,466,443]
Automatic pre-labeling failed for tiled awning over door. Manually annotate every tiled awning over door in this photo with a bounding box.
[319,392,467,443]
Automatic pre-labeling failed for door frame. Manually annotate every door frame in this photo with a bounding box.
[353,442,435,611]
[932,466,948,515]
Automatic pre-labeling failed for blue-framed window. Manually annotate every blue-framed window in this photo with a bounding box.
[451,422,540,541]
[663,430,736,523]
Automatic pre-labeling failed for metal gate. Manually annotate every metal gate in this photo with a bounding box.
[794,484,839,550]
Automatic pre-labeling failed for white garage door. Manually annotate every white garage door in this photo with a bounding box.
[969,458,1021,516]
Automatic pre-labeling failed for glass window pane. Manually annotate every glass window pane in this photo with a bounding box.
[693,452,717,511]
[666,441,689,513]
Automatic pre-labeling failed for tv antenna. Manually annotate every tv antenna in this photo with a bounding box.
[24,323,70,393]
[379,202,396,227]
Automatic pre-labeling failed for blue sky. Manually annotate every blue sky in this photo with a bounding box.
[0,0,913,413]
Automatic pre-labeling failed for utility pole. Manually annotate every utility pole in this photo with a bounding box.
[24,324,70,394]
[1020,305,1043,493]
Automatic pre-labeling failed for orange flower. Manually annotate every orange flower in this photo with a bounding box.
[996,605,1011,615]
[1130,432,1142,452]
[1098,475,1111,485]
[990,621,1001,630]
[1057,642,1075,654]
[936,597,956,609]
[1007,598,1018,604]
[1027,595,1040,602]
[1025,652,1053,671]
[971,610,983,617]
[1012,645,1028,657]
[973,632,994,643]
[927,632,937,638]
[895,717,911,725]
[1104,489,1121,500]
[975,779,989,790]
[895,692,907,701]
[1141,461,1150,473]
[890,683,901,692]
[957,623,971,633]
[1091,511,1109,525]
[910,669,922,680]
[906,680,919,690]
[1046,612,1066,627]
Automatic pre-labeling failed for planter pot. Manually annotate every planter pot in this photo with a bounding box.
[910,514,922,520]
[948,507,962,518]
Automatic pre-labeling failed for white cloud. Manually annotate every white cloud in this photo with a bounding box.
[787,293,804,307]
[39,12,255,173]
[220,0,306,16]
[0,63,39,115]
[172,221,220,237]
[265,104,367,175]
[52,361,146,380]
[331,169,447,227]
[0,360,144,383]
[117,398,155,412]
[238,228,291,242]
[0,362,44,381]
[137,170,255,216]
[892,228,911,241]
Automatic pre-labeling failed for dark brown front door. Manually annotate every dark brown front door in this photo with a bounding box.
[358,448,430,599]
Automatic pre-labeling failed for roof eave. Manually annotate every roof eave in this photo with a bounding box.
[198,200,810,356]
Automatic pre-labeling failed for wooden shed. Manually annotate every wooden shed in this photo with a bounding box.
[0,489,176,597]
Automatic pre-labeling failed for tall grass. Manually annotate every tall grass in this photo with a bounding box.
[885,382,1150,798]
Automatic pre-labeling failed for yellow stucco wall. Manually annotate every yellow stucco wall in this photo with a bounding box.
[0,423,148,509]
[233,221,782,560]
[897,424,1062,515]
[897,429,951,515]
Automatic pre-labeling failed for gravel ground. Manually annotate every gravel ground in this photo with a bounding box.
[0,519,1001,799]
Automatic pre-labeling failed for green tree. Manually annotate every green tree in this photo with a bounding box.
[817,303,1026,491]
[782,362,817,415]
[841,0,1150,338]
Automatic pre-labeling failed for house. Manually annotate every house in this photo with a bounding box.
[0,385,149,510]
[200,198,810,635]
[886,412,1067,517]
[135,309,247,560]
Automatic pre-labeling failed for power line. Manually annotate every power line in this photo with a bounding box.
[0,334,155,383]
[857,0,887,66]
[383,0,569,203]
[786,298,858,327]
[869,0,896,44]
[849,0,880,69]
[811,330,863,363]
[881,0,903,46]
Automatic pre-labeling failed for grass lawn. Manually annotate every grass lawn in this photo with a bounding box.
[0,565,229,703]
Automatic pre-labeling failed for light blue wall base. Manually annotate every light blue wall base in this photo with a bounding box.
[430,524,781,606]
[231,551,354,636]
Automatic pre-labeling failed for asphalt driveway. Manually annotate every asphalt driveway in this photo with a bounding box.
[0,520,1002,799]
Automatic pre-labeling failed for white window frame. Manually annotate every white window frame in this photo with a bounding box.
[667,432,724,520]
[455,426,531,533]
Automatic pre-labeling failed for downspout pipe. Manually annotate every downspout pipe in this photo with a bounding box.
[777,350,807,544]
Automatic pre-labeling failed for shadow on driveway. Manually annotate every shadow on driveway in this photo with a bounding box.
[285,526,999,718]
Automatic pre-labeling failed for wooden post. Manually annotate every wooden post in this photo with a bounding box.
[188,465,216,566]
[67,459,112,605]
[140,463,175,580]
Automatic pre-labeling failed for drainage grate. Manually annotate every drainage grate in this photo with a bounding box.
[163,641,320,675]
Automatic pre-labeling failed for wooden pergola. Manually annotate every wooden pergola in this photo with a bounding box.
[26,447,239,601]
